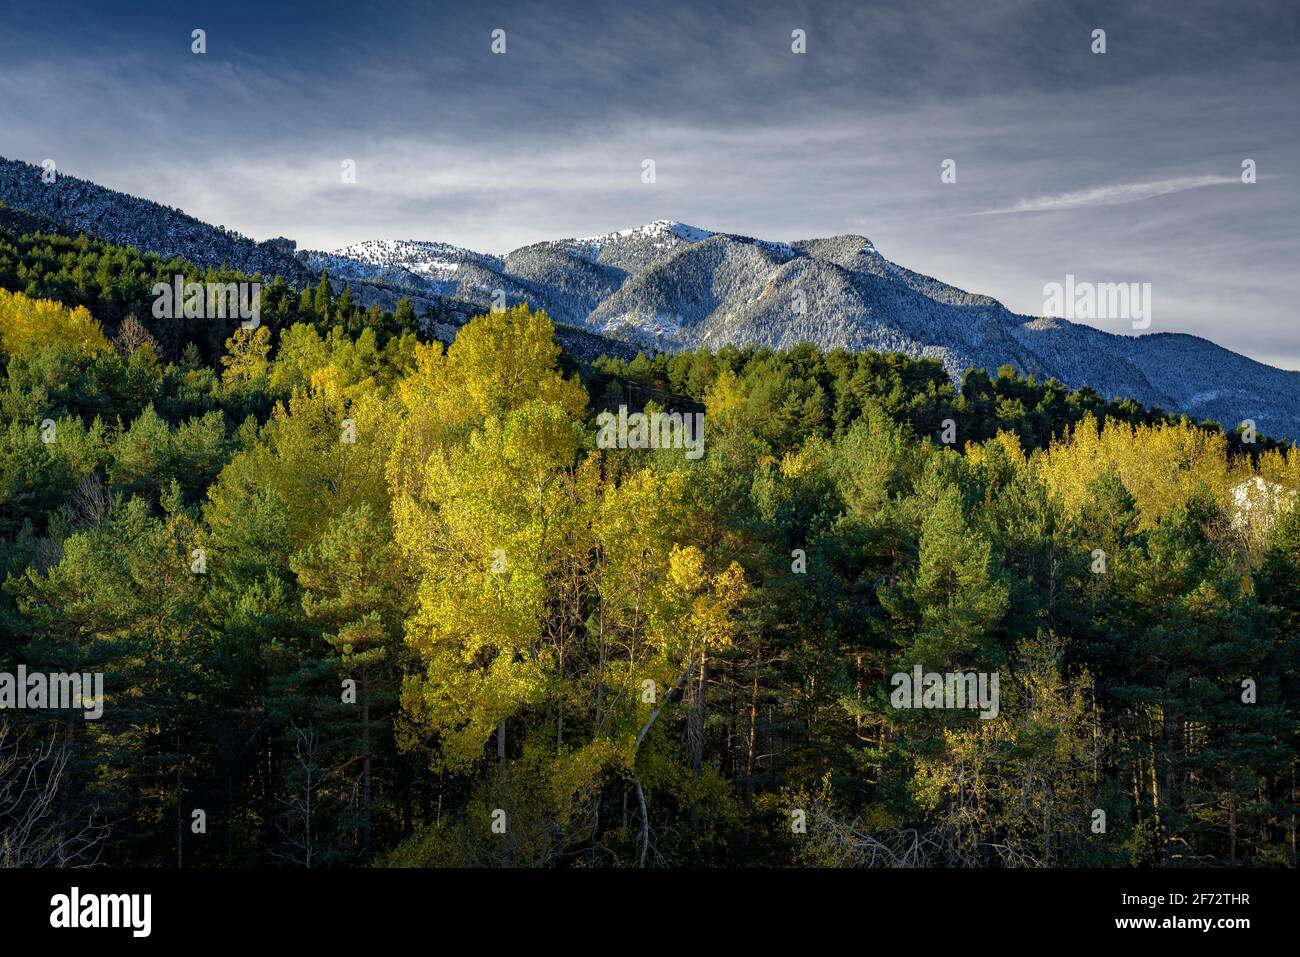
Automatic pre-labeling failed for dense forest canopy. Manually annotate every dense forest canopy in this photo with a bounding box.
[1,222,1297,868]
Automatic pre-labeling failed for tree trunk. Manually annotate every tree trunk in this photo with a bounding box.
[745,674,758,806]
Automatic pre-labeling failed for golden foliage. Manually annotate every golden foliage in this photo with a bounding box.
[1036,414,1233,526]
[0,288,112,356]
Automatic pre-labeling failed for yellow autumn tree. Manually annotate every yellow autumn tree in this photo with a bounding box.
[0,288,112,356]
[219,325,273,386]
[1036,414,1232,526]
[387,306,750,863]
[205,387,399,555]
[389,306,590,769]
[1256,444,1300,493]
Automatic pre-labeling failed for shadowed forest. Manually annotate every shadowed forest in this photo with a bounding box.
[2,223,1298,868]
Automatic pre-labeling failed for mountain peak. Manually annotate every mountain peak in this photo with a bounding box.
[4,153,1296,439]
[572,220,713,246]
[642,220,713,242]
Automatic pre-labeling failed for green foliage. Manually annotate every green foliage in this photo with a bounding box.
[1,238,1297,869]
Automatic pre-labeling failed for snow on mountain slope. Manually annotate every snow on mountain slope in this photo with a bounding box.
[288,221,1300,439]
[0,156,309,280]
[308,238,503,276]
[551,220,714,274]
[586,232,798,343]
[1,150,1293,440]
[567,220,712,259]
[298,239,507,299]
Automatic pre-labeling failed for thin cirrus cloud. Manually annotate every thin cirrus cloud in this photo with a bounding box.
[0,0,1295,367]
[970,175,1242,216]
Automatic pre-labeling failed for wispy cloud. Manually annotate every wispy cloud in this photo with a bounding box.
[0,0,1296,367]
[971,175,1240,215]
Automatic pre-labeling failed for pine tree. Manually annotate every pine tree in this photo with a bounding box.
[312,270,333,320]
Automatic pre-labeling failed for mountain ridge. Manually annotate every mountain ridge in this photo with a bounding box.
[1,155,1296,438]
[302,220,1300,440]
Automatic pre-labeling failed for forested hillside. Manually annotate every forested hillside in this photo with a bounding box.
[1,222,1297,868]
[0,157,309,281]
[301,217,1300,442]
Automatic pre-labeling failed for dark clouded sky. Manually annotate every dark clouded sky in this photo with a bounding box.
[1,0,1296,365]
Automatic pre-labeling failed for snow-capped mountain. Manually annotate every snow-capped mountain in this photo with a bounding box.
[304,221,1300,439]
[1,148,1296,440]
[561,220,715,265]
[300,239,505,296]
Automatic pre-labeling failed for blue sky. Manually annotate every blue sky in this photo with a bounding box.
[1,0,1296,366]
